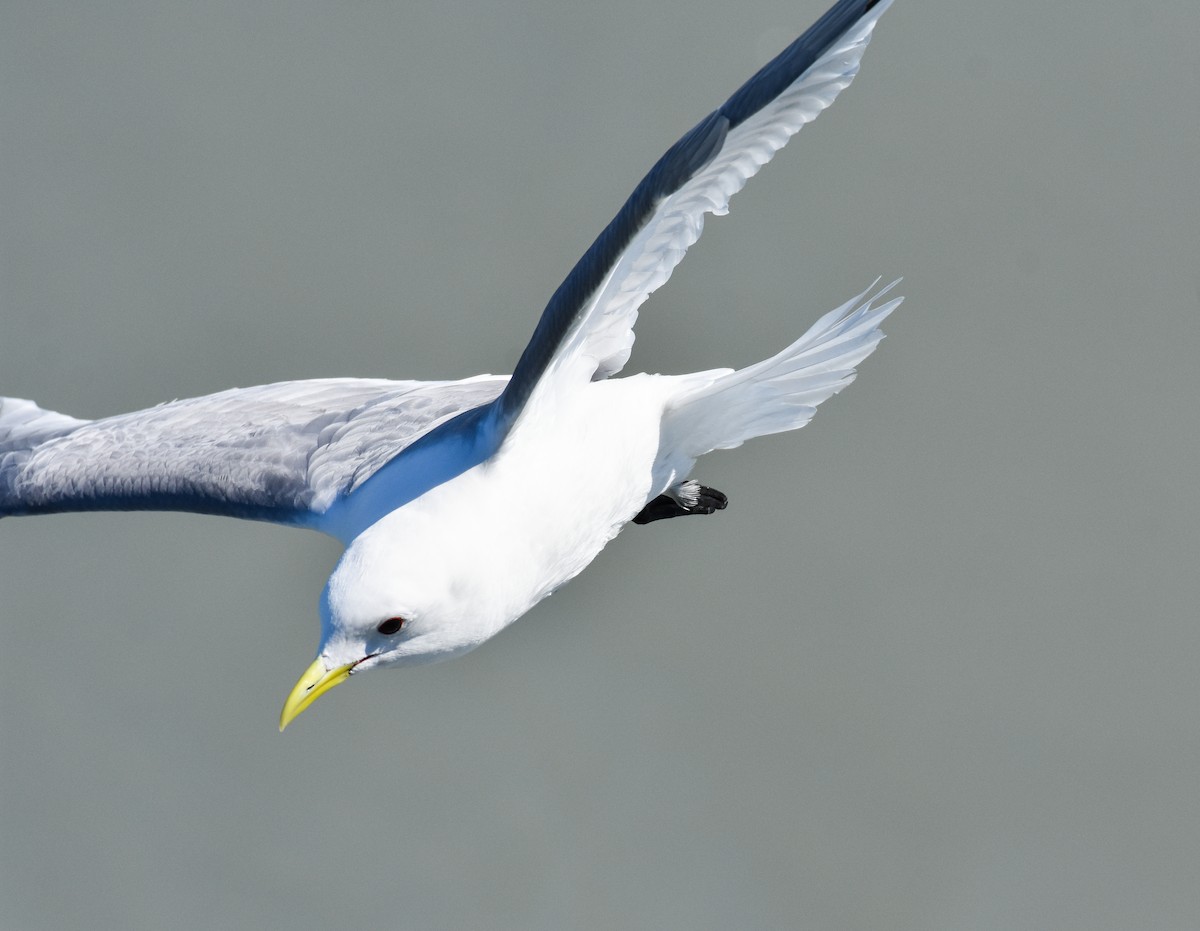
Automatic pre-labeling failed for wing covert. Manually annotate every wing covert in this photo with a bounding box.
[0,376,506,539]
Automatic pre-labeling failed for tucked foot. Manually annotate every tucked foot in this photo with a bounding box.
[632,480,728,525]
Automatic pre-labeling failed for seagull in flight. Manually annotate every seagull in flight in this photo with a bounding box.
[0,0,899,729]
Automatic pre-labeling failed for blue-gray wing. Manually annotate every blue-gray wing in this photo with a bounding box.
[0,376,506,540]
[486,0,893,432]
[339,0,894,538]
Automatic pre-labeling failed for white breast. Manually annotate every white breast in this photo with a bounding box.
[362,374,682,645]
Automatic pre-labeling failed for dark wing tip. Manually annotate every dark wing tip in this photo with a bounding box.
[721,0,889,129]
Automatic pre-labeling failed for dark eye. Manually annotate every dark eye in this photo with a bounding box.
[376,617,405,636]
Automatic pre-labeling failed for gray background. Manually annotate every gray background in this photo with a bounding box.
[2,1,1197,928]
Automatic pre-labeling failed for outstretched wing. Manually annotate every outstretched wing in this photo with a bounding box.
[329,0,894,539]
[488,0,893,432]
[0,376,506,541]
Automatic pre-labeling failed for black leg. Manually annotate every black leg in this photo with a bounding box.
[633,484,727,525]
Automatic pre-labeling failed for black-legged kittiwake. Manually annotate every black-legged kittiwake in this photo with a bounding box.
[0,0,901,729]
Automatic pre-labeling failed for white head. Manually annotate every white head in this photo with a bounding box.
[277,510,523,730]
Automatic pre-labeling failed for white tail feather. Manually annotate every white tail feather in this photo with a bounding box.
[663,280,901,458]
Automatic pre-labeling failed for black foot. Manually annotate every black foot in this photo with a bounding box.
[633,483,728,525]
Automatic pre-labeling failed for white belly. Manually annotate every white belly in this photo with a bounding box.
[365,373,683,645]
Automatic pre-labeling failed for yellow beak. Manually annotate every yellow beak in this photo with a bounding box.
[279,657,356,731]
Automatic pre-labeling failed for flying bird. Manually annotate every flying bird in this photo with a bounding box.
[0,0,899,729]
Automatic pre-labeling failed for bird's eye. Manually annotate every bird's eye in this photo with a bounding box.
[376,617,405,636]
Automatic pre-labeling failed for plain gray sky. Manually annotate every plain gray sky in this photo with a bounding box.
[2,1,1198,928]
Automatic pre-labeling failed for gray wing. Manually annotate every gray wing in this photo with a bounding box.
[488,0,893,432]
[0,375,506,536]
